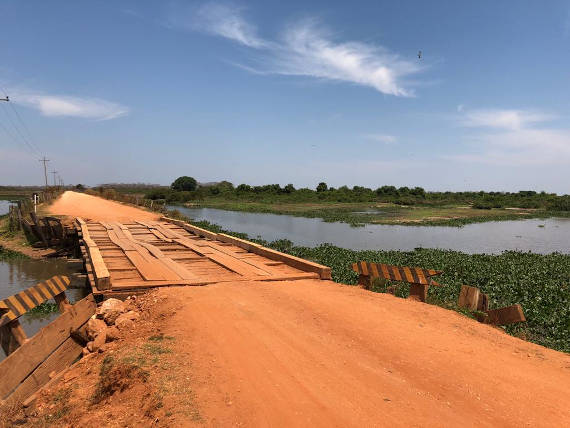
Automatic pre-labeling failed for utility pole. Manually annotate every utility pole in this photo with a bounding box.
[39,157,50,189]
[51,170,58,187]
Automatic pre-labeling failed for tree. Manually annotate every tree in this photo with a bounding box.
[284,184,296,193]
[171,176,197,192]
[316,182,328,192]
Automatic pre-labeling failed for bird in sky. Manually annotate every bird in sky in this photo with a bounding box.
[418,50,422,60]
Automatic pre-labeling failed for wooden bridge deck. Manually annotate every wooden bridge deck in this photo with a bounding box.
[77,217,331,297]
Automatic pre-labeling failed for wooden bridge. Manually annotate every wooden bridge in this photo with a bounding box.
[77,216,331,298]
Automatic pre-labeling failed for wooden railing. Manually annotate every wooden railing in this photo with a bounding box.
[0,277,96,405]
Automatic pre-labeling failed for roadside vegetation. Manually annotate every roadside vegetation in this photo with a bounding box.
[166,209,570,353]
[135,178,570,226]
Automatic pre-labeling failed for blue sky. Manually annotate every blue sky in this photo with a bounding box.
[1,0,569,192]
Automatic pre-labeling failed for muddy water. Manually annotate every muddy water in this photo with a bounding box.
[0,256,87,360]
[170,206,570,254]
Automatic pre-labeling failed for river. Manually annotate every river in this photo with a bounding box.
[169,206,570,254]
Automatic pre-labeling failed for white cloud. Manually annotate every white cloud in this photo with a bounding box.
[167,3,423,96]
[449,108,570,166]
[362,134,398,144]
[168,2,265,48]
[12,92,129,120]
[461,108,555,131]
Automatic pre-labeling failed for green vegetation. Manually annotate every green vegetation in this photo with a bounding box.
[167,210,570,353]
[25,302,59,317]
[141,179,570,226]
[0,246,29,261]
[170,176,198,192]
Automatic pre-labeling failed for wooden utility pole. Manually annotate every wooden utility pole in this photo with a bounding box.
[51,170,58,187]
[39,157,49,189]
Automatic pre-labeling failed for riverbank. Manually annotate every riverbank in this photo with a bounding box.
[183,200,567,227]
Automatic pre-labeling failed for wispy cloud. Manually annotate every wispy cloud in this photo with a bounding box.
[167,2,265,48]
[461,108,555,131]
[12,91,129,120]
[448,107,570,166]
[362,134,398,144]
[166,2,424,97]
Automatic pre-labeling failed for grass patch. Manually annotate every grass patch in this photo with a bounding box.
[173,200,570,227]
[148,334,175,342]
[143,342,172,355]
[0,245,29,261]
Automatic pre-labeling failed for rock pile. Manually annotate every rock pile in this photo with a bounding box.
[80,297,140,355]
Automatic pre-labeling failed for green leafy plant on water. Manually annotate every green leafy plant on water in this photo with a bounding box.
[166,209,570,353]
[25,302,59,317]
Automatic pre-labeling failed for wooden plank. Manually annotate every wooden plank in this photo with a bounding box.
[483,304,526,326]
[0,294,96,400]
[123,250,168,281]
[5,336,84,405]
[116,224,191,281]
[161,217,332,279]
[458,285,480,311]
[111,272,322,290]
[244,245,332,280]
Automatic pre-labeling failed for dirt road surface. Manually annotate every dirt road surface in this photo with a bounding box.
[42,192,570,426]
[48,191,159,222]
[162,281,570,427]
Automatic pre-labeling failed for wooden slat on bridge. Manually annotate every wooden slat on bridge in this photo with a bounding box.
[78,217,331,297]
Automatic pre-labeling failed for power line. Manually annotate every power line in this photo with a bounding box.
[39,157,49,189]
[0,86,42,155]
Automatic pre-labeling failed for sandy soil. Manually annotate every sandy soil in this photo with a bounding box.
[47,191,159,222]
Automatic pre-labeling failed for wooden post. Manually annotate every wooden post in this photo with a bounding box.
[54,292,72,313]
[409,283,428,302]
[30,212,49,247]
[0,319,27,356]
[16,202,23,230]
[458,285,480,311]
[477,292,489,311]
[358,274,372,290]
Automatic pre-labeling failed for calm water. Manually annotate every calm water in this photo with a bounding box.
[170,206,570,254]
[0,199,12,216]
[0,257,86,360]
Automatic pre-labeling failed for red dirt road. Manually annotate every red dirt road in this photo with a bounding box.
[162,280,570,427]
[48,191,160,222]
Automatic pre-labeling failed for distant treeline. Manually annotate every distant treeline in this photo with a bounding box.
[140,179,570,211]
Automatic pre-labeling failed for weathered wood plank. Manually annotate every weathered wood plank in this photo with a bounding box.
[5,335,84,405]
[483,304,526,326]
[0,294,96,400]
[458,285,481,311]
